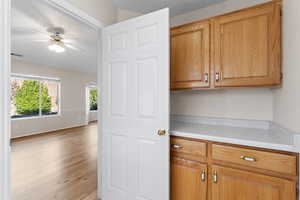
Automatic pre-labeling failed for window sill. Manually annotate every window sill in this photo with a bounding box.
[11,113,61,121]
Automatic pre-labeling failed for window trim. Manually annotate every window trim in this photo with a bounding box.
[11,73,60,82]
[10,73,61,120]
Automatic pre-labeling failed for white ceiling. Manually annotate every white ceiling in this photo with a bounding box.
[11,0,98,73]
[113,0,227,17]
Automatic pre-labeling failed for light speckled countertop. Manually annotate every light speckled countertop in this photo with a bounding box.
[170,121,300,153]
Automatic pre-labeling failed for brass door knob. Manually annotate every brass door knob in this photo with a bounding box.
[157,129,166,136]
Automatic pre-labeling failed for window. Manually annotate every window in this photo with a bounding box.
[89,87,98,111]
[11,74,60,119]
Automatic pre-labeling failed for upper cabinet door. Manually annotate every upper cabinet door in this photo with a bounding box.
[171,21,210,90]
[213,2,281,87]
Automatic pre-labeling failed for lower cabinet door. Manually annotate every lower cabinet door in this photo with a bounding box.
[171,156,207,200]
[211,165,296,200]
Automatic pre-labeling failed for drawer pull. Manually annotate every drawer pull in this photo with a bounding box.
[172,144,183,149]
[240,155,257,162]
[201,170,206,182]
[213,171,218,183]
[204,73,209,82]
[215,72,220,81]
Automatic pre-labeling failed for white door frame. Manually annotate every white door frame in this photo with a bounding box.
[85,86,90,125]
[0,0,104,199]
[0,0,11,199]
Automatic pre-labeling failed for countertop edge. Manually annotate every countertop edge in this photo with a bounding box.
[170,130,298,153]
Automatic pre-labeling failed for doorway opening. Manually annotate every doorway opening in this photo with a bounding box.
[9,0,102,199]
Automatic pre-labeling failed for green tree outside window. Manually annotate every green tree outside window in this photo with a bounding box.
[15,80,51,115]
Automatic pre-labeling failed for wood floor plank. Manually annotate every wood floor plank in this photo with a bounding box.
[11,123,98,200]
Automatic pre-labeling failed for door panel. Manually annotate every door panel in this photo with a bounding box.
[171,157,207,200]
[110,62,128,116]
[213,2,281,87]
[211,165,296,200]
[171,21,210,89]
[107,133,128,198]
[221,15,269,78]
[137,57,158,117]
[102,8,170,200]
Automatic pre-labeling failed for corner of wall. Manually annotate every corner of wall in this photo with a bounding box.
[170,0,271,27]
[117,8,142,22]
[272,0,300,133]
[65,0,118,25]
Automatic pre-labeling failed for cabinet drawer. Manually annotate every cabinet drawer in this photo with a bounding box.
[171,138,207,162]
[212,144,297,175]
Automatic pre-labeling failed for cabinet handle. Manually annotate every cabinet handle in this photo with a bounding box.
[204,73,209,82]
[215,72,220,82]
[201,170,206,182]
[213,171,218,183]
[171,144,183,149]
[240,155,257,162]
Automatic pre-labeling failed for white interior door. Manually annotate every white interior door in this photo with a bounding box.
[101,8,170,200]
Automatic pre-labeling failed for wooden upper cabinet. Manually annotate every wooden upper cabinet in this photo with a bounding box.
[171,157,207,200]
[211,165,296,200]
[213,2,282,87]
[170,1,282,90]
[171,20,210,90]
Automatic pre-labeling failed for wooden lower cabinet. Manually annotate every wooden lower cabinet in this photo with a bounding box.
[170,137,298,200]
[171,157,207,200]
[211,165,296,200]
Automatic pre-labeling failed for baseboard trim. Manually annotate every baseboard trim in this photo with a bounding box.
[11,124,88,142]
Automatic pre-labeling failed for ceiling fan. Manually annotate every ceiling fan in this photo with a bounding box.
[34,27,81,53]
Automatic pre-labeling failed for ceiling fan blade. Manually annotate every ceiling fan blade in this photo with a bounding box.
[32,39,50,42]
[65,44,81,52]
[64,40,93,53]
[62,39,77,44]
[12,27,49,36]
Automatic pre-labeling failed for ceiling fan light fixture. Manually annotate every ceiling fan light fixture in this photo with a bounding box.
[48,42,65,53]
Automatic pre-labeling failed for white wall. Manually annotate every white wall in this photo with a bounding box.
[273,0,300,133]
[170,0,274,121]
[11,58,97,138]
[109,0,300,132]
[65,0,117,25]
[171,89,274,121]
[117,8,142,22]
[171,0,271,27]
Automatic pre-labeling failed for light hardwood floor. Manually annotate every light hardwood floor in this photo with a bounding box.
[11,122,98,200]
